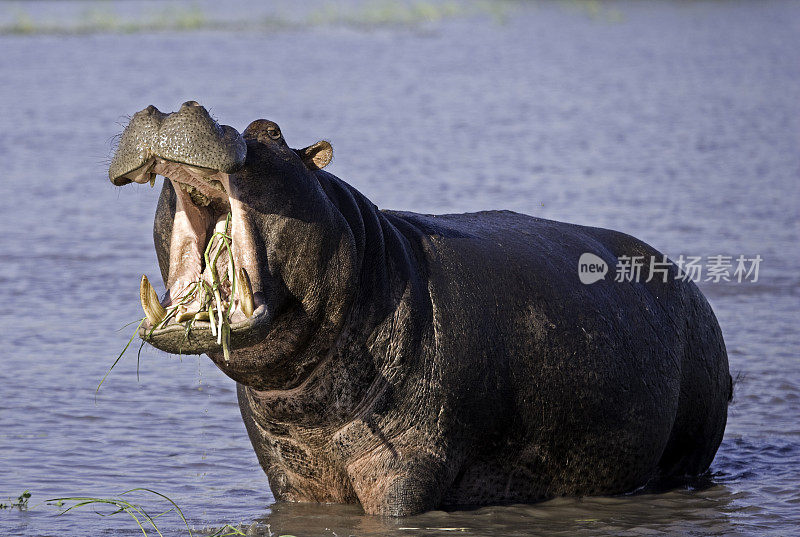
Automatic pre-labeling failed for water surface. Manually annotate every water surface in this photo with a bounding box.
[0,1,798,535]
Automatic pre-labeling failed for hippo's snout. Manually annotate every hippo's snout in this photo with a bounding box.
[109,101,246,185]
[108,101,267,358]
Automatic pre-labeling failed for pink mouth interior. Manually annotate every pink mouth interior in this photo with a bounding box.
[143,159,262,329]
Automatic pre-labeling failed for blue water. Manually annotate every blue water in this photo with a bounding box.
[0,1,798,535]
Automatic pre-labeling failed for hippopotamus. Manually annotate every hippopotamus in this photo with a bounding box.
[108,101,731,516]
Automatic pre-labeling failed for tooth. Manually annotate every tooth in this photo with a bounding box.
[140,275,167,326]
[238,267,254,317]
[149,174,156,188]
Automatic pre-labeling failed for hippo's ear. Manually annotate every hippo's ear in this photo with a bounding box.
[295,140,332,170]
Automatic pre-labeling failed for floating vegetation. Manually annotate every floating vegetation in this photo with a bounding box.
[2,5,210,35]
[48,488,246,537]
[0,490,30,510]
[310,0,465,26]
[0,1,515,36]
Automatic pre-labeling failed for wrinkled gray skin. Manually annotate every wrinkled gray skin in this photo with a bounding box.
[110,102,731,517]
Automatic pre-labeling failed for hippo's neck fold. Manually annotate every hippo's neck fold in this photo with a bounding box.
[239,170,433,436]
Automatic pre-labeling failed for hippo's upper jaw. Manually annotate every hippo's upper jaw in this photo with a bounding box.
[109,101,246,186]
[110,102,270,355]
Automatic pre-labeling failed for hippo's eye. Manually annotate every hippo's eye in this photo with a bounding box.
[267,127,281,140]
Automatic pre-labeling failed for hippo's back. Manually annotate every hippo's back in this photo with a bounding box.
[382,208,730,504]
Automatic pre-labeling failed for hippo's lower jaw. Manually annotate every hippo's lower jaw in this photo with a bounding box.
[139,303,272,355]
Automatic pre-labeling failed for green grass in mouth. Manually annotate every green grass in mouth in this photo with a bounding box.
[99,213,238,395]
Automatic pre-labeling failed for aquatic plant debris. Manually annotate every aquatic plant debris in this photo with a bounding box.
[0,490,30,510]
[0,1,516,36]
[48,488,246,537]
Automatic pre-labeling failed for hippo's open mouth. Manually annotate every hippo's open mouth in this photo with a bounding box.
[109,102,270,355]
